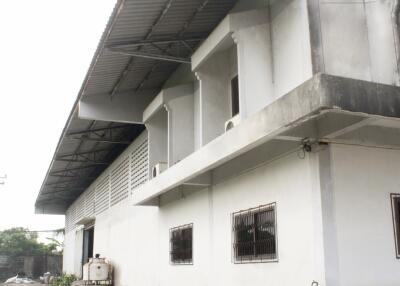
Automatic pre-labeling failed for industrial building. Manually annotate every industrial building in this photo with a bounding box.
[36,0,400,285]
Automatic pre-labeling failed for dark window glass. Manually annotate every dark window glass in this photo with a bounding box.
[391,194,400,258]
[231,75,239,116]
[233,203,276,263]
[83,227,94,264]
[170,224,193,264]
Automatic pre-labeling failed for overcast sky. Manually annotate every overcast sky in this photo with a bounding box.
[0,0,116,231]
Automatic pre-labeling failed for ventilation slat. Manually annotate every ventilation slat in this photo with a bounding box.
[85,187,96,217]
[64,132,149,227]
[131,139,149,191]
[96,175,110,214]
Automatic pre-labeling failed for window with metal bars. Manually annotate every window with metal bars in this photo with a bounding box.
[391,194,400,258]
[170,224,193,264]
[232,203,277,263]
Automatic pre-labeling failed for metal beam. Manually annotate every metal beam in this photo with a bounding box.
[49,174,98,179]
[106,38,203,49]
[49,165,101,176]
[109,0,175,99]
[43,186,85,191]
[181,40,194,52]
[36,198,73,204]
[66,125,128,136]
[107,48,191,64]
[134,0,210,94]
[55,158,110,165]
[45,180,82,186]
[40,191,80,199]
[41,189,82,195]
[56,148,115,159]
[178,0,209,37]
[67,137,131,145]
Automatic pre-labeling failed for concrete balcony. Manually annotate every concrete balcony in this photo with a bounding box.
[132,73,400,206]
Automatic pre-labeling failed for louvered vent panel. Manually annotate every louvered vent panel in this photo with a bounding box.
[64,215,69,233]
[131,139,149,191]
[85,187,96,217]
[96,175,110,214]
[75,195,85,223]
[110,157,130,206]
[65,204,76,233]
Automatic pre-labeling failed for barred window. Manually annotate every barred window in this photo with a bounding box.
[391,194,400,258]
[232,203,277,263]
[170,224,193,264]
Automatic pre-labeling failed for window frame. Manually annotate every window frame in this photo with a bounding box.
[231,203,278,264]
[391,193,400,259]
[169,223,193,265]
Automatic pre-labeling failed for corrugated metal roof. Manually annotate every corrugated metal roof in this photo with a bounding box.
[35,0,238,215]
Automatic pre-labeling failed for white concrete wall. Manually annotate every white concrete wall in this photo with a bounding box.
[328,144,400,286]
[93,200,159,286]
[63,141,400,286]
[193,81,201,151]
[235,22,274,117]
[63,150,326,286]
[270,0,313,97]
[63,228,79,275]
[165,85,195,166]
[196,47,236,145]
[64,201,160,286]
[147,109,168,176]
[157,151,324,286]
[319,0,399,85]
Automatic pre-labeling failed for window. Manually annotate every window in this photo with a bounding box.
[231,75,239,116]
[391,194,400,258]
[82,227,94,264]
[232,203,277,263]
[170,224,193,264]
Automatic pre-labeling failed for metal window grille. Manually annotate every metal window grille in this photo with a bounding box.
[170,224,193,265]
[391,194,400,258]
[232,203,277,263]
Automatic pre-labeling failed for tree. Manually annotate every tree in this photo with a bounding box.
[0,227,59,256]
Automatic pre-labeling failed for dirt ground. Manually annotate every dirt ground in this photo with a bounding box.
[0,284,43,286]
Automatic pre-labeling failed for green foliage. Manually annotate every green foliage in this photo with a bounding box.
[0,227,59,256]
[45,237,63,255]
[52,274,78,286]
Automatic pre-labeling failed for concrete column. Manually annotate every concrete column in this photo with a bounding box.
[307,0,325,74]
[318,146,340,286]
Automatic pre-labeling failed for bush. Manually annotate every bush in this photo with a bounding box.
[0,227,62,256]
[52,274,78,286]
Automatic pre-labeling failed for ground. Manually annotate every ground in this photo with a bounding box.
[0,284,42,286]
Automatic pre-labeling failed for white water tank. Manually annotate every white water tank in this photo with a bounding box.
[83,254,110,281]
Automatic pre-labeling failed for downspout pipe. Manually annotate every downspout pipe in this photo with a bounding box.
[392,0,400,85]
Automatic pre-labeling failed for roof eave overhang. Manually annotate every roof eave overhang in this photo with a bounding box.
[34,1,125,215]
[35,0,241,215]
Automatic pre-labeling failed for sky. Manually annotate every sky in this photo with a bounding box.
[0,0,116,231]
